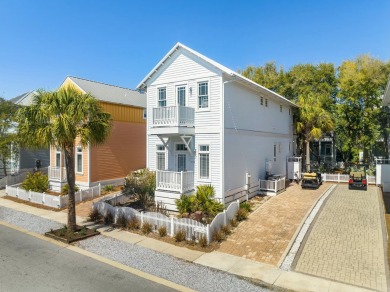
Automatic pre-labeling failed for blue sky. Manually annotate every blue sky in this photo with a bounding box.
[1,0,389,99]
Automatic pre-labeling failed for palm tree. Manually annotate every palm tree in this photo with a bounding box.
[17,87,111,230]
[296,93,334,172]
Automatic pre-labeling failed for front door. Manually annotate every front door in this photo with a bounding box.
[177,153,186,172]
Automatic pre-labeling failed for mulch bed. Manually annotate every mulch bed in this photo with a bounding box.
[45,225,100,243]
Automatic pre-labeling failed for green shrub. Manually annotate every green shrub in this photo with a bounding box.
[62,184,79,195]
[88,207,101,222]
[175,194,196,214]
[175,185,224,218]
[116,213,127,229]
[127,216,140,230]
[198,234,208,247]
[240,202,252,212]
[141,221,153,234]
[174,229,186,242]
[123,169,156,209]
[103,212,114,225]
[80,226,87,236]
[236,208,248,221]
[158,226,167,237]
[104,184,114,192]
[21,172,48,193]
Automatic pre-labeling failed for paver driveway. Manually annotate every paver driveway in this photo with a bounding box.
[294,185,387,292]
[218,183,331,265]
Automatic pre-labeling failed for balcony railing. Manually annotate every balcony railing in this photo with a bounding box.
[156,170,194,193]
[48,166,67,181]
[152,106,194,127]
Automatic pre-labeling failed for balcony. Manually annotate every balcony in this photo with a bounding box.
[151,106,195,135]
[48,166,67,182]
[156,170,194,193]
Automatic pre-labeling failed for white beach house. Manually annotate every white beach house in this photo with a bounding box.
[137,43,297,210]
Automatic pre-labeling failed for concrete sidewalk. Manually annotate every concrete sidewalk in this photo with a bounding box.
[0,192,376,292]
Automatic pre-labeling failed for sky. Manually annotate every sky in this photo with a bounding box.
[0,0,389,99]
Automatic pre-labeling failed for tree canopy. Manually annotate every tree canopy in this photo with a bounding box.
[17,87,112,230]
[240,55,390,166]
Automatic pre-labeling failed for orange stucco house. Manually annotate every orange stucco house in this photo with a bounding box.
[48,76,146,192]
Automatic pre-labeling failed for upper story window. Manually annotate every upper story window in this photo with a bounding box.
[76,146,83,173]
[260,96,264,106]
[265,99,268,107]
[198,82,209,109]
[280,105,283,112]
[158,87,166,107]
[177,86,186,106]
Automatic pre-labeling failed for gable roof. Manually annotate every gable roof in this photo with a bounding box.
[9,90,38,106]
[64,76,146,108]
[137,42,297,108]
[382,76,390,106]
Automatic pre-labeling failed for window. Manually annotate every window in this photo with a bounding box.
[143,109,147,119]
[177,86,186,106]
[176,144,188,151]
[198,82,209,109]
[158,88,166,107]
[273,144,277,162]
[265,99,268,107]
[76,147,82,173]
[260,96,264,106]
[199,145,210,179]
[55,152,61,167]
[156,145,165,170]
[280,105,283,112]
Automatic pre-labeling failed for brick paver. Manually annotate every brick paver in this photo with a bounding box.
[218,183,329,265]
[294,185,387,291]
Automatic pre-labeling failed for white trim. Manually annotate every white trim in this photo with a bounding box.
[198,144,210,181]
[157,86,167,107]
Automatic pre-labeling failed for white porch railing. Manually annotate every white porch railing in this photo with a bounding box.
[156,170,194,193]
[49,166,67,181]
[259,177,286,193]
[152,106,195,127]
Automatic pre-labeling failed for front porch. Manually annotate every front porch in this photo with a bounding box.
[156,170,194,193]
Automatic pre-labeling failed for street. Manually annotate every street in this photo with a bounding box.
[0,224,178,292]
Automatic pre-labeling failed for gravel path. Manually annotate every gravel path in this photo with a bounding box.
[0,206,275,292]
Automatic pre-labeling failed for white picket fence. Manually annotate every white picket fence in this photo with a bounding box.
[6,184,101,209]
[93,197,240,244]
[321,173,376,184]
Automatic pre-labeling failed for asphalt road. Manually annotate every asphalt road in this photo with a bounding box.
[0,224,178,292]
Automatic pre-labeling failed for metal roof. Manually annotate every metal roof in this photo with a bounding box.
[137,42,297,108]
[66,76,146,108]
[9,90,37,106]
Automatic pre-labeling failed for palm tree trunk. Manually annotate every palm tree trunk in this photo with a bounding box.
[306,140,310,172]
[64,145,76,231]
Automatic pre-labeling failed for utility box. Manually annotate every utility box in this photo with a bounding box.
[287,157,302,180]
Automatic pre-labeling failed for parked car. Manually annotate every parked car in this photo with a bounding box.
[349,165,367,191]
[301,172,322,189]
